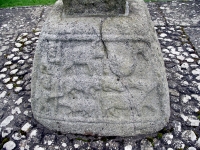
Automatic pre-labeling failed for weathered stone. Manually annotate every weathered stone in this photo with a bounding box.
[31,0,170,136]
[62,0,126,15]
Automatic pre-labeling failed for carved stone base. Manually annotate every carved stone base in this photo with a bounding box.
[31,0,170,137]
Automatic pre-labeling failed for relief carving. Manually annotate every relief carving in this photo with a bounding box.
[31,0,170,136]
[47,41,62,65]
[36,39,160,121]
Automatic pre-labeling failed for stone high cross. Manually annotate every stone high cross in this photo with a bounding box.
[31,0,170,137]
[63,0,126,15]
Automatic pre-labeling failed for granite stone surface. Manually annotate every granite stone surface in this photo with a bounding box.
[62,0,126,15]
[31,0,170,137]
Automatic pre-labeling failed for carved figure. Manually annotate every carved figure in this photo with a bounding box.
[58,94,100,118]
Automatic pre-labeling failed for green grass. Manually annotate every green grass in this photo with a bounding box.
[0,0,57,8]
[0,0,190,8]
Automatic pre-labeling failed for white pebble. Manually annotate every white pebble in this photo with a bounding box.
[160,33,167,38]
[18,60,25,64]
[74,144,79,149]
[15,43,22,48]
[188,147,196,150]
[10,69,18,75]
[163,133,173,144]
[186,47,194,52]
[167,46,175,50]
[16,80,23,85]
[21,122,32,132]
[22,55,29,60]
[6,84,13,89]
[0,68,7,72]
[177,55,185,61]
[182,81,189,86]
[12,132,22,140]
[24,41,32,45]
[0,115,14,127]
[197,83,200,91]
[183,52,189,57]
[191,64,198,68]
[3,141,16,150]
[3,78,10,83]
[62,143,67,147]
[23,111,29,116]
[34,145,45,150]
[171,49,180,55]
[189,117,200,126]
[30,129,37,138]
[15,87,22,92]
[161,27,166,29]
[192,94,200,102]
[12,76,18,81]
[2,24,7,27]
[182,130,197,142]
[192,69,200,75]
[27,58,33,63]
[13,56,20,61]
[164,58,171,61]
[21,33,28,37]
[169,54,175,58]
[125,145,132,150]
[0,74,6,80]
[191,54,198,58]
[35,32,40,36]
[2,127,13,138]
[181,114,189,122]
[11,107,21,115]
[12,48,19,52]
[20,38,28,43]
[15,97,23,105]
[4,61,12,66]
[186,58,194,63]
[177,47,184,52]
[0,91,7,98]
[182,95,191,103]
[162,49,169,53]
[7,54,15,59]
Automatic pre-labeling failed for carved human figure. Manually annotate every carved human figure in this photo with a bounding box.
[100,41,158,119]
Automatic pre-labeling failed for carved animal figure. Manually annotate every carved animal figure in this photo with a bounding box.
[58,95,100,118]
[63,41,104,76]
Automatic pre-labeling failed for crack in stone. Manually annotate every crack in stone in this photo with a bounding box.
[100,19,136,119]
[100,18,108,59]
[109,67,136,120]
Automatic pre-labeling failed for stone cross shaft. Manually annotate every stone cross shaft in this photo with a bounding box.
[62,0,126,15]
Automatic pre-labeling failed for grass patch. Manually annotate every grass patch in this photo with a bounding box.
[0,137,10,149]
[0,0,56,8]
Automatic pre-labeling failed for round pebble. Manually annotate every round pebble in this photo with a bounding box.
[3,141,16,150]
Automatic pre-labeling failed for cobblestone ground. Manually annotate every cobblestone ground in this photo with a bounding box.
[0,0,200,150]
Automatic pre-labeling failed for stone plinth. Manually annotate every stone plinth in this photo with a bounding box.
[31,0,170,137]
